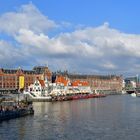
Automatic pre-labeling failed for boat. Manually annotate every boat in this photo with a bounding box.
[0,100,34,121]
[131,93,136,97]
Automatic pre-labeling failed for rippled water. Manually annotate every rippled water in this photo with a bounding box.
[1,95,140,140]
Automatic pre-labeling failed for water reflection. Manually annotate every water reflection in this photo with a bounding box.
[1,95,140,140]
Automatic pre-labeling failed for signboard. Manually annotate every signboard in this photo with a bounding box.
[19,76,24,89]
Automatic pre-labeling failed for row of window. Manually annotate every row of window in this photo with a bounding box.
[33,89,44,92]
[1,86,17,88]
[0,76,34,80]
[0,83,31,88]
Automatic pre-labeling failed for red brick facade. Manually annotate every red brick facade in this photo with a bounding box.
[67,74,123,92]
[0,66,52,92]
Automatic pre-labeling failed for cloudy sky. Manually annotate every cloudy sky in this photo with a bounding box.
[0,0,140,76]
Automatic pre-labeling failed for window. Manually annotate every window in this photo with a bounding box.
[35,81,39,86]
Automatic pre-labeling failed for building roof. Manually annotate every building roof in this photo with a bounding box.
[1,69,18,74]
[55,76,69,86]
[23,70,36,74]
[33,66,50,74]
[38,79,45,87]
[0,68,38,75]
[72,80,89,86]
[68,74,121,80]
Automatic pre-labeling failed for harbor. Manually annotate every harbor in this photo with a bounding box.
[0,66,139,123]
[0,67,122,121]
[0,66,139,122]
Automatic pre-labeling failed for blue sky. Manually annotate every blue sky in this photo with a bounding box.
[1,0,140,33]
[0,0,140,76]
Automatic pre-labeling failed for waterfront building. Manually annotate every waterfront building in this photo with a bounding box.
[0,66,52,94]
[69,74,123,92]
[27,78,47,97]
[0,65,123,94]
[55,72,123,93]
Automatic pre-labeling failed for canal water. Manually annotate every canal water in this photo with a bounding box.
[1,95,140,140]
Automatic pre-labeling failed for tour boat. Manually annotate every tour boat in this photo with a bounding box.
[0,101,34,121]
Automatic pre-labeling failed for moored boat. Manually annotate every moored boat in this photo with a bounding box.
[0,100,34,121]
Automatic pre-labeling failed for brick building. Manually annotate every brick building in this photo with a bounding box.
[0,66,52,93]
[68,74,123,92]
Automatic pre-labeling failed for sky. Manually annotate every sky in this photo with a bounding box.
[0,0,140,76]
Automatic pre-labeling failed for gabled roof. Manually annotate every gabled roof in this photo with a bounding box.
[38,79,45,87]
[2,69,17,74]
[0,68,36,75]
[72,80,89,86]
[55,76,69,86]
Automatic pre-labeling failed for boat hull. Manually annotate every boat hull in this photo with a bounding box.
[0,108,34,121]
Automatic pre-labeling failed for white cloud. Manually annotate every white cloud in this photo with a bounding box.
[102,62,117,70]
[0,40,24,67]
[0,3,57,36]
[1,3,140,75]
[15,23,140,74]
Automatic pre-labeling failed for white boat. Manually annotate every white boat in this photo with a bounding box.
[131,93,136,97]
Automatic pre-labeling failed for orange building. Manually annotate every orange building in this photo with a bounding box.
[55,75,90,87]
